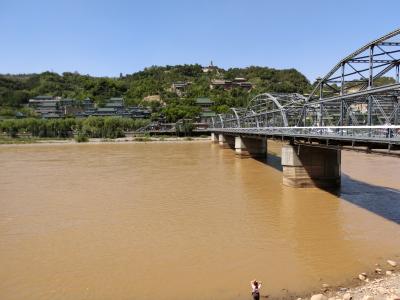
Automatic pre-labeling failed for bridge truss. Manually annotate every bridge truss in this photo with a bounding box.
[211,29,400,149]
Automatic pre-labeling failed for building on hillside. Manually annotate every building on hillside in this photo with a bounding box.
[60,98,75,107]
[28,96,58,109]
[28,95,151,119]
[29,96,88,118]
[84,97,125,116]
[59,98,82,116]
[210,79,232,90]
[93,107,118,116]
[195,97,216,124]
[82,98,95,110]
[29,96,62,118]
[210,78,253,90]
[171,82,192,96]
[233,77,253,89]
[199,111,216,124]
[37,102,61,117]
[105,97,124,109]
[126,106,152,118]
[195,97,214,108]
[28,95,54,104]
[79,96,151,119]
[235,82,253,89]
[202,61,218,73]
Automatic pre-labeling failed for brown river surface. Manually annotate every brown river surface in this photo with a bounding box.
[0,141,400,300]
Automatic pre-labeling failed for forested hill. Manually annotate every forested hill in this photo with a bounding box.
[0,65,312,120]
[0,65,311,105]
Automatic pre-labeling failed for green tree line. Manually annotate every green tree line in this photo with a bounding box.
[0,117,149,139]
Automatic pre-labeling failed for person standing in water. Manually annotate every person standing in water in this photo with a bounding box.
[250,279,262,300]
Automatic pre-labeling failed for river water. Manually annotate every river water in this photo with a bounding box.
[0,141,399,300]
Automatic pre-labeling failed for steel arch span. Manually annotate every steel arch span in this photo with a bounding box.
[308,28,400,102]
[211,28,400,130]
[243,93,306,127]
[298,28,400,127]
[209,29,400,148]
[211,93,306,128]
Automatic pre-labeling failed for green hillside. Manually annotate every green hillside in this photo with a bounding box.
[0,64,312,120]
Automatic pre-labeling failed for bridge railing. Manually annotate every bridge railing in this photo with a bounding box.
[211,126,400,142]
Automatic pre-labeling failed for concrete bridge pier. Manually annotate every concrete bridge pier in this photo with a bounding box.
[218,134,235,149]
[281,144,341,188]
[210,133,218,143]
[235,136,267,158]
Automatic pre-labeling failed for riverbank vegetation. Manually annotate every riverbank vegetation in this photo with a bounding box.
[0,117,149,139]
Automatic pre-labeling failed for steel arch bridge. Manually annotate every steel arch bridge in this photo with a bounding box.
[210,28,400,150]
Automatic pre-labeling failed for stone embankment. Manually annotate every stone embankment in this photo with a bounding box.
[307,260,399,300]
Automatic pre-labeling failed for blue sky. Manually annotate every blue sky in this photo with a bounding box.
[0,0,399,82]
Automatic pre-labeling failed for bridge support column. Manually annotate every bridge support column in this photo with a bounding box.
[219,134,235,149]
[211,132,218,143]
[281,145,341,188]
[235,136,266,158]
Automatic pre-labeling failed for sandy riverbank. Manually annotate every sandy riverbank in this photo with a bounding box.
[300,261,399,300]
[331,272,400,300]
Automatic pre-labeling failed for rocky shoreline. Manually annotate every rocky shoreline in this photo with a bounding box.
[305,260,399,300]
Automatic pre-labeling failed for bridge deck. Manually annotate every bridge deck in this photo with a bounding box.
[211,126,400,150]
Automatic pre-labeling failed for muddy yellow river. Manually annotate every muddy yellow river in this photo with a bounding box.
[0,141,399,299]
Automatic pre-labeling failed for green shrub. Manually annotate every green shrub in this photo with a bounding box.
[74,133,89,143]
